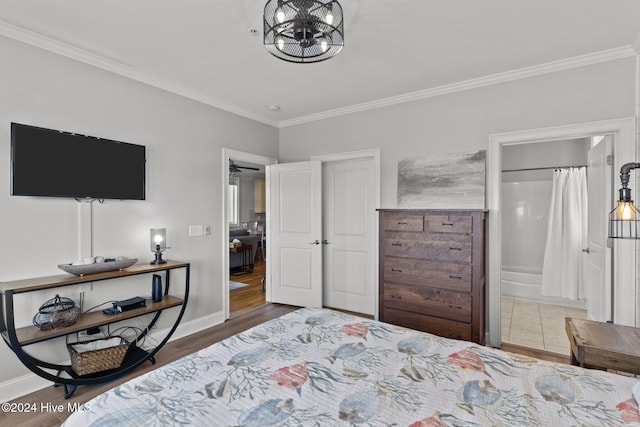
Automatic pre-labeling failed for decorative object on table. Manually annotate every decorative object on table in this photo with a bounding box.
[397,150,486,209]
[58,257,138,276]
[263,0,344,63]
[152,274,163,302]
[150,228,168,264]
[230,238,242,249]
[609,162,640,239]
[32,294,81,330]
[68,336,130,376]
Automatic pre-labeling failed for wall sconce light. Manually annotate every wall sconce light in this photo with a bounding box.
[609,162,640,239]
[150,228,168,264]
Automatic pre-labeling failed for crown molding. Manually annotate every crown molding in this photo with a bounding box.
[279,46,636,128]
[0,18,633,130]
[0,19,279,128]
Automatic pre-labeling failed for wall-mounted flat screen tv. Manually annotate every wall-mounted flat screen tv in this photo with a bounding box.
[11,122,146,200]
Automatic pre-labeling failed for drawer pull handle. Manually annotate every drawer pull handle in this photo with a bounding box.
[442,223,454,226]
[391,268,403,272]
[449,247,462,251]
[397,221,408,225]
[391,295,402,299]
[449,275,462,280]
[448,304,463,310]
[391,243,402,247]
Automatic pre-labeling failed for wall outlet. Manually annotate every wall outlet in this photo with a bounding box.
[78,282,93,293]
[189,224,204,236]
[77,327,101,341]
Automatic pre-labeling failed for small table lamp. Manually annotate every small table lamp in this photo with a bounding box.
[150,228,168,265]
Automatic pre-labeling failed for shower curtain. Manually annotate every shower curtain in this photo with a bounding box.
[541,167,587,300]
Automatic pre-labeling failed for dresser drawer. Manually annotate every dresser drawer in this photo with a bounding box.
[424,215,472,234]
[383,257,472,292]
[383,213,423,232]
[383,283,471,323]
[382,307,471,341]
[383,231,472,262]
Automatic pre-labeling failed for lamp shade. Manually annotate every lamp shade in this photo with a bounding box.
[263,0,344,63]
[150,228,167,252]
[608,162,640,239]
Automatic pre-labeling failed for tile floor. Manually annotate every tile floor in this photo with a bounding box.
[501,297,587,355]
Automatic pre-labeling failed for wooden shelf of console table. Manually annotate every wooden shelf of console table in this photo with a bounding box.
[0,260,190,398]
[0,260,188,294]
[565,317,640,375]
[6,295,183,346]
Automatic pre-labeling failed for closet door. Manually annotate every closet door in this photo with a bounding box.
[322,158,376,315]
[267,161,323,307]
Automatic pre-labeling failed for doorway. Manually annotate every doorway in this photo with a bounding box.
[221,148,277,320]
[500,138,594,355]
[486,117,637,348]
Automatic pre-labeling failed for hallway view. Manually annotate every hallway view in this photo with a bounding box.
[501,297,587,355]
[229,250,267,317]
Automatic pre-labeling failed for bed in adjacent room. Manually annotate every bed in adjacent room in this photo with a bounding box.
[63,308,640,426]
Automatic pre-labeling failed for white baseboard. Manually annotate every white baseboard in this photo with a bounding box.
[0,374,52,404]
[0,310,226,403]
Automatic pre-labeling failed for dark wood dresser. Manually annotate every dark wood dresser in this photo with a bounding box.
[378,209,487,344]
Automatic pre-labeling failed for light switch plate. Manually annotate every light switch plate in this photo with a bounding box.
[189,224,204,236]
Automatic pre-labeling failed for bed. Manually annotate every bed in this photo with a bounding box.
[63,308,640,426]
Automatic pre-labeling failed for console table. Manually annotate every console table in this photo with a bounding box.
[565,317,640,374]
[0,260,189,398]
[230,245,253,275]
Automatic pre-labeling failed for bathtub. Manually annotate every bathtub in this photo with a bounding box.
[501,267,586,309]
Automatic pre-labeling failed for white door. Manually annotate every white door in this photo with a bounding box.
[585,136,613,321]
[323,158,376,315]
[267,161,323,307]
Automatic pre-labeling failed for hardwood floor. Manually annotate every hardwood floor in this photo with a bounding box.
[0,303,298,427]
[230,251,267,317]
[500,341,569,364]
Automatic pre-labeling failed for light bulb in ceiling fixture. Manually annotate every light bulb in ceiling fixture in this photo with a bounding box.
[325,12,334,26]
[319,37,329,52]
[276,36,285,50]
[275,7,286,23]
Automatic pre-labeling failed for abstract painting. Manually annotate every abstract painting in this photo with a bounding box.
[397,150,486,208]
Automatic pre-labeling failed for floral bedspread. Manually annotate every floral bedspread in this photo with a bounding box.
[63,308,640,426]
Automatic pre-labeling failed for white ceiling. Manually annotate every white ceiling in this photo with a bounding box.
[1,0,639,127]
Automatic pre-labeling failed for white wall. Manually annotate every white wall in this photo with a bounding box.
[280,58,636,207]
[0,36,278,396]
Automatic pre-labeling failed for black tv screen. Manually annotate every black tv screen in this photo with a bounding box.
[11,122,146,200]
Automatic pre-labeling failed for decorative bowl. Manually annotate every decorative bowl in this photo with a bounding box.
[58,258,138,276]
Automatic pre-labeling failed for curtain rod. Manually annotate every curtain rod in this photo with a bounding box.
[502,165,587,173]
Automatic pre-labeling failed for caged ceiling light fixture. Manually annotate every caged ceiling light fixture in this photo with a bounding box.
[263,0,344,63]
[609,162,640,239]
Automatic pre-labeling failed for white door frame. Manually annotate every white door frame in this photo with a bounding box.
[310,148,381,317]
[487,117,636,348]
[221,148,277,320]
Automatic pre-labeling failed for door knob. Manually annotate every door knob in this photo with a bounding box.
[321,239,330,245]
[309,240,320,245]
[582,248,590,253]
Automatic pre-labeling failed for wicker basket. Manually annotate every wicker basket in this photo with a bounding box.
[68,337,130,376]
